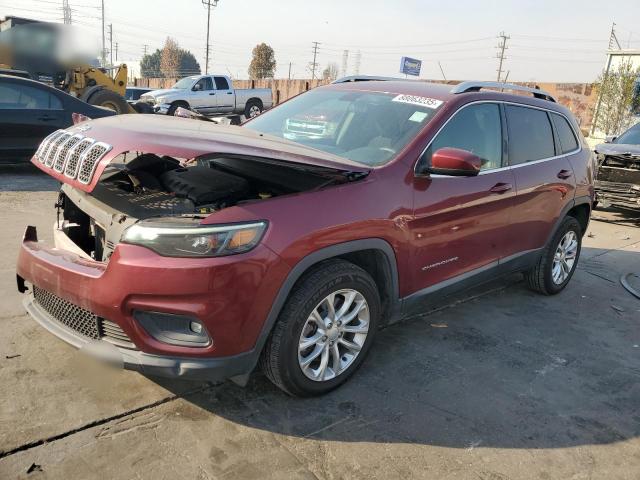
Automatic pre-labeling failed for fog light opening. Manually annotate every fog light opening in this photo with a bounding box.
[189,320,203,334]
[134,310,211,347]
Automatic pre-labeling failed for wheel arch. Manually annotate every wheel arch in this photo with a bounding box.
[250,239,400,365]
[246,97,263,108]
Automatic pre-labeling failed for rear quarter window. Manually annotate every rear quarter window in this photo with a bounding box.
[506,105,555,164]
[551,113,579,154]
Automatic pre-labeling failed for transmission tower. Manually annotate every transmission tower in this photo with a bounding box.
[62,0,72,24]
[608,22,621,50]
[341,50,349,78]
[353,50,361,75]
[496,31,510,82]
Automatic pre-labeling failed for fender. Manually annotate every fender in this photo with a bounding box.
[544,194,592,247]
[233,239,400,383]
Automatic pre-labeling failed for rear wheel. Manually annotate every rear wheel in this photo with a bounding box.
[525,216,582,295]
[87,88,130,114]
[244,100,263,118]
[261,260,380,397]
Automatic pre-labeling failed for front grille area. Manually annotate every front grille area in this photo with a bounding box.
[34,129,112,184]
[32,286,135,348]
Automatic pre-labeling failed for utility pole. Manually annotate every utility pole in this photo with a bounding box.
[115,42,118,62]
[496,31,509,82]
[62,0,72,24]
[108,23,113,66]
[310,41,320,80]
[143,44,148,57]
[288,62,292,80]
[353,50,361,75]
[341,50,349,78]
[438,61,447,81]
[101,0,106,66]
[202,0,219,75]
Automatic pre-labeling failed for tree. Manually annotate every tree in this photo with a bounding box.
[593,59,640,135]
[178,49,201,77]
[140,49,162,78]
[160,37,181,78]
[322,62,339,81]
[248,43,276,79]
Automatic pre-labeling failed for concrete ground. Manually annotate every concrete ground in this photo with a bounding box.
[0,164,639,479]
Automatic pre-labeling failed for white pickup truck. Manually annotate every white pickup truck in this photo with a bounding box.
[139,74,273,118]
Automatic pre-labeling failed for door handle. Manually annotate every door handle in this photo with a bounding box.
[489,182,512,194]
[38,116,55,121]
[209,92,216,95]
[226,91,233,94]
[557,169,572,179]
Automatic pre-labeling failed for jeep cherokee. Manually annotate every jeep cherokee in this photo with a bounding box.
[16,80,594,396]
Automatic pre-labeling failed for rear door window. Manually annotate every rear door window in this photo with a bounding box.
[505,105,555,164]
[0,83,61,109]
[426,103,503,171]
[551,113,579,154]
[214,76,229,90]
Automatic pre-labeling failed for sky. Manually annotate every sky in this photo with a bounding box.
[2,0,640,82]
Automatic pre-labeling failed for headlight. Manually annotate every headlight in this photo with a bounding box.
[156,96,167,104]
[596,153,605,162]
[121,219,267,257]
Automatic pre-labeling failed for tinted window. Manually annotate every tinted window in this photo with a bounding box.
[426,103,503,171]
[214,76,229,90]
[0,83,61,109]
[615,124,640,145]
[551,113,578,154]
[505,105,555,164]
[194,77,213,91]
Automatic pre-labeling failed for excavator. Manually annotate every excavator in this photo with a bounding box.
[0,17,135,114]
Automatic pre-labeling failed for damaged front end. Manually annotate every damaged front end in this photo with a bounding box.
[594,147,640,211]
[32,115,369,262]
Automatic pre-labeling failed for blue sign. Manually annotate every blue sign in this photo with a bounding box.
[400,57,422,76]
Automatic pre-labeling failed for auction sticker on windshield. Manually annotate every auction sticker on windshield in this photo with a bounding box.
[392,94,443,109]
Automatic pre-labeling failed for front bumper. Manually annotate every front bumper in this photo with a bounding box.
[594,180,640,210]
[16,225,287,380]
[23,293,254,380]
[153,103,171,114]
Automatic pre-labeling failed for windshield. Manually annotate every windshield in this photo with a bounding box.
[244,88,443,166]
[615,124,640,145]
[172,77,196,89]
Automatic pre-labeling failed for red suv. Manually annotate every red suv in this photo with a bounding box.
[16,80,594,396]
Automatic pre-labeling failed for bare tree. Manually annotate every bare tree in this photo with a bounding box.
[160,37,181,78]
[248,43,276,79]
[322,62,339,81]
[593,59,640,135]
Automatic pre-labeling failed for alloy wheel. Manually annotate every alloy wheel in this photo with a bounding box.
[297,289,370,382]
[552,230,578,284]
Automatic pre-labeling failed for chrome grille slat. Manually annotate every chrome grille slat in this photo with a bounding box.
[44,132,72,167]
[64,137,95,179]
[37,130,65,163]
[53,134,83,172]
[77,142,111,184]
[100,320,135,348]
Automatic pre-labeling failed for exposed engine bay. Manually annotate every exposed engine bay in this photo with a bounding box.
[595,153,640,210]
[57,152,366,262]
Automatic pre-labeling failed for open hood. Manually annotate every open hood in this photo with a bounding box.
[31,114,369,193]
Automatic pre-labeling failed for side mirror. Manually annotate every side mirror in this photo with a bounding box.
[425,147,481,177]
[192,84,202,91]
[605,135,617,143]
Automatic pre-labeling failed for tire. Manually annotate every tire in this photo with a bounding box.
[87,89,130,114]
[244,100,263,118]
[525,216,582,295]
[167,101,189,116]
[260,259,381,397]
[131,102,153,114]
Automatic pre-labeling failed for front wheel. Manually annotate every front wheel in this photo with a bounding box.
[525,216,582,295]
[244,100,263,118]
[261,260,380,396]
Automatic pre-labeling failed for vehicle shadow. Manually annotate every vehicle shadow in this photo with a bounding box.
[152,245,640,450]
[0,163,59,192]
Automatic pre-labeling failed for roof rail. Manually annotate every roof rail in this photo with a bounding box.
[332,75,402,84]
[450,81,556,102]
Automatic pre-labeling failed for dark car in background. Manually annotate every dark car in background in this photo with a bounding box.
[594,123,640,211]
[0,74,115,163]
[125,87,152,104]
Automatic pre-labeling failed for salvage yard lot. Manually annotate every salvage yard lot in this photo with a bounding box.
[1,165,639,479]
